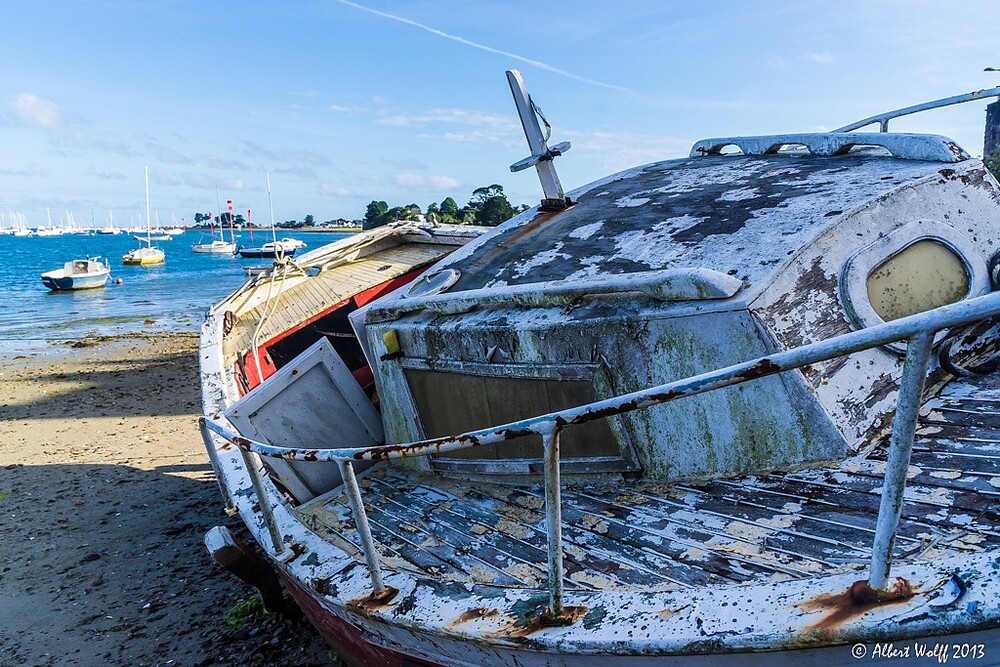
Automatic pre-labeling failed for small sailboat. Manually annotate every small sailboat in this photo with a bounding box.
[192,205,236,254]
[164,214,185,236]
[97,211,119,235]
[122,168,165,266]
[277,237,306,250]
[146,213,173,240]
[235,240,299,259]
[192,237,236,254]
[40,257,110,290]
[12,212,32,237]
[235,177,297,258]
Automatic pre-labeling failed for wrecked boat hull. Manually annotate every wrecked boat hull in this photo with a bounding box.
[283,565,998,667]
[200,80,1000,664]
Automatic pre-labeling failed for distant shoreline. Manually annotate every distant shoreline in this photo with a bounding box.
[198,226,362,234]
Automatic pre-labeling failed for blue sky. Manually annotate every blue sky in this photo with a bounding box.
[2,1,999,227]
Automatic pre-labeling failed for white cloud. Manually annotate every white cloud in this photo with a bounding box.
[239,140,330,167]
[566,129,692,172]
[392,173,461,191]
[420,130,519,146]
[807,52,836,64]
[50,128,139,158]
[202,155,249,170]
[283,148,331,167]
[275,164,319,179]
[379,108,515,129]
[320,184,357,197]
[9,93,63,128]
[92,169,128,181]
[328,104,369,113]
[145,141,193,166]
[378,106,520,145]
[384,157,429,170]
[0,162,49,177]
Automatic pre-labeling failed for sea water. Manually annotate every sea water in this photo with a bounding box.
[0,230,351,351]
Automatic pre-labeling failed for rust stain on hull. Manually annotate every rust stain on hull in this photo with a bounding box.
[346,585,400,616]
[446,607,501,629]
[507,605,589,639]
[799,577,916,632]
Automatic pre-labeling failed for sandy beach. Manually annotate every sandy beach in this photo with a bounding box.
[0,334,334,666]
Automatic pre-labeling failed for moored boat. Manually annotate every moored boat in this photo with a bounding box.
[192,238,237,254]
[122,244,166,265]
[123,168,165,266]
[199,74,1000,665]
[235,240,298,259]
[40,256,110,290]
[277,236,306,249]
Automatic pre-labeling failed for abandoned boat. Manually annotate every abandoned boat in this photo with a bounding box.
[200,74,1000,665]
[40,256,110,290]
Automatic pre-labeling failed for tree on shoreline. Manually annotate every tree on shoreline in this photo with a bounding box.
[362,185,524,231]
[191,184,527,230]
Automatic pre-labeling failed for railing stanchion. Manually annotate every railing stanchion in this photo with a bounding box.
[868,331,934,590]
[542,424,565,617]
[339,460,385,595]
[241,448,286,554]
[199,419,236,513]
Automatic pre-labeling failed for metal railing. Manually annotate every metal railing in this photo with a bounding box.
[834,86,1000,133]
[201,290,1000,617]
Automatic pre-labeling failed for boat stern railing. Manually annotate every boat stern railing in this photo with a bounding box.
[201,290,1000,617]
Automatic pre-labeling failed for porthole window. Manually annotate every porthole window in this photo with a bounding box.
[866,239,970,321]
[840,221,989,348]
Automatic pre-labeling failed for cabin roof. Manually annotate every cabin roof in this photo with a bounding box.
[448,153,954,293]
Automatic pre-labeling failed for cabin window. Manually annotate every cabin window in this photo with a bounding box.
[401,363,640,474]
[840,221,989,345]
[866,240,970,321]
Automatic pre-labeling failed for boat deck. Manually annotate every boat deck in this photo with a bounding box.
[224,242,456,359]
[294,371,1000,592]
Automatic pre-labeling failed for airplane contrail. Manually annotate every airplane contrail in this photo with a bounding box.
[331,0,632,92]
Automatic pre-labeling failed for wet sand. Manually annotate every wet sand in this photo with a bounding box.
[0,334,334,666]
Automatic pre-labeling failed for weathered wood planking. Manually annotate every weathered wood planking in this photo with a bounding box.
[224,244,452,358]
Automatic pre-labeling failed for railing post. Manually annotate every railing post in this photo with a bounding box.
[199,419,236,513]
[541,424,564,616]
[338,460,385,595]
[868,331,934,590]
[240,448,286,555]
